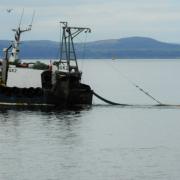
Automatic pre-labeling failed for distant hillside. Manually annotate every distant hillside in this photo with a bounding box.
[1,37,180,59]
[81,37,180,59]
[0,40,59,59]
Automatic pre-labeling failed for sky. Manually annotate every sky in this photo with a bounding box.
[0,0,180,43]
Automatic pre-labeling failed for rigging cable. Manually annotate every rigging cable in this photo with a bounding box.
[82,32,88,59]
[103,60,163,105]
[57,22,62,61]
[18,8,24,28]
[77,31,88,82]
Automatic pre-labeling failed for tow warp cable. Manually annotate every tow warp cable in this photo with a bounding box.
[103,61,163,105]
[92,90,167,106]
[133,84,162,104]
[92,91,129,106]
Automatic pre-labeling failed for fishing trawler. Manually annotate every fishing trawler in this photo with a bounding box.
[0,20,93,108]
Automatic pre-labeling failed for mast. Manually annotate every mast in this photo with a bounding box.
[9,10,35,63]
[59,22,91,73]
[1,45,12,85]
[1,10,35,85]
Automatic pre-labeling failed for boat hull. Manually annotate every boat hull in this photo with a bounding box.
[0,85,93,108]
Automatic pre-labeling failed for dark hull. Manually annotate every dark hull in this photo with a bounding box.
[0,84,93,109]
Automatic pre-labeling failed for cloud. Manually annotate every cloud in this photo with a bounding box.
[0,0,180,43]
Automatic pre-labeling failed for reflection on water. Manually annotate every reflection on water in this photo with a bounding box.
[0,109,89,180]
[1,60,180,180]
[0,106,180,180]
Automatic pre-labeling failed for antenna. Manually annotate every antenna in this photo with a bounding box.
[29,10,35,29]
[18,8,24,28]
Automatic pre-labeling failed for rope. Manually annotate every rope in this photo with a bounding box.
[79,32,88,70]
[93,91,129,106]
[103,60,163,105]
[82,32,88,59]
[55,22,62,61]
[92,91,168,106]
[133,84,162,104]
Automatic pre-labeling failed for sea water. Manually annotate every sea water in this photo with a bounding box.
[0,59,180,180]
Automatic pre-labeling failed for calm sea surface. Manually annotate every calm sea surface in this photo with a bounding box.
[1,59,180,180]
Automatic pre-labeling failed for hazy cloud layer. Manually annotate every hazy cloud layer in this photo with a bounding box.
[0,0,180,43]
